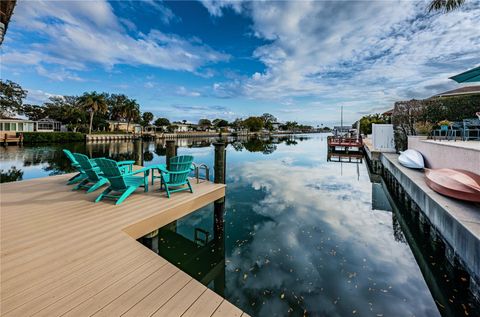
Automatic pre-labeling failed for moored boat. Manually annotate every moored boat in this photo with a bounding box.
[425,168,480,203]
[398,149,424,169]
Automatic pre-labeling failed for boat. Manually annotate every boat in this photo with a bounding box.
[425,168,480,203]
[398,149,424,169]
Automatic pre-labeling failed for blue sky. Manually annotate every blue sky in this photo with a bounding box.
[1,0,479,126]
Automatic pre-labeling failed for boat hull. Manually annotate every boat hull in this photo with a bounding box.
[425,169,480,203]
[398,149,424,169]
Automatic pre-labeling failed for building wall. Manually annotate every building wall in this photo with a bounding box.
[408,136,480,174]
[108,122,140,133]
[0,121,35,132]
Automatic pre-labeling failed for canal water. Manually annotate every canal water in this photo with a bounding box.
[1,134,478,316]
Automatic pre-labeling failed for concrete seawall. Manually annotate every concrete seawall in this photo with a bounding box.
[380,152,480,291]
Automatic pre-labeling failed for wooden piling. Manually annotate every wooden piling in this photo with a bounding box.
[165,140,177,170]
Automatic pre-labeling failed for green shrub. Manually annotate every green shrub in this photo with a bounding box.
[22,132,85,143]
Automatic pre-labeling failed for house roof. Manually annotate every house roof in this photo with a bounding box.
[432,85,480,98]
[382,109,394,116]
[0,118,35,122]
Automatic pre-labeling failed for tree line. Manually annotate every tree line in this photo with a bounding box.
[1,80,317,134]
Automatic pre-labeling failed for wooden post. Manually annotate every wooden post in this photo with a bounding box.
[214,142,226,185]
[213,142,226,296]
[166,140,177,170]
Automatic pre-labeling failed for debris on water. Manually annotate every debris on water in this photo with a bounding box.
[243,273,248,280]
[280,293,285,299]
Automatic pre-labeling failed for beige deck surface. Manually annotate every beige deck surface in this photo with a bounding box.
[0,174,249,317]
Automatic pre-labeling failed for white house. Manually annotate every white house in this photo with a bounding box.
[0,118,62,132]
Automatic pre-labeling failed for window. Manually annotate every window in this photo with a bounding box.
[3,123,16,131]
[18,123,24,131]
[0,123,3,131]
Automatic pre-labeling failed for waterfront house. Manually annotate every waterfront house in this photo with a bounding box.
[107,121,142,134]
[0,118,35,132]
[172,123,191,132]
[271,122,281,131]
[35,118,62,132]
[0,118,62,133]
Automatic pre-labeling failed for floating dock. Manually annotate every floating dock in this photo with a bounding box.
[0,174,249,317]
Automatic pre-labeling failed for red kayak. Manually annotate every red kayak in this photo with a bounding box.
[425,169,480,203]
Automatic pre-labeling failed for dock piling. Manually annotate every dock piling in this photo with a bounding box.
[166,140,177,170]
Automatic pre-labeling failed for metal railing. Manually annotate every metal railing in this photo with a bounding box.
[192,162,210,184]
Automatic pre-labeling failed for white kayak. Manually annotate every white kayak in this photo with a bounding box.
[398,149,424,169]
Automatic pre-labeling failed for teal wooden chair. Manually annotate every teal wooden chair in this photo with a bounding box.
[63,149,88,185]
[153,155,194,198]
[94,158,150,205]
[63,149,134,185]
[72,153,109,193]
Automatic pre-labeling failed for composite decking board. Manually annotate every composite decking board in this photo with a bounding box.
[121,271,192,317]
[3,243,152,316]
[61,258,169,317]
[1,184,221,269]
[150,279,207,317]
[211,300,244,317]
[180,288,224,317]
[1,235,129,297]
[1,243,152,313]
[1,182,202,244]
[92,263,180,317]
[0,173,244,316]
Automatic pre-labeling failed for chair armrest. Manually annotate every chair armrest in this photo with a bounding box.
[117,160,135,166]
[127,167,151,176]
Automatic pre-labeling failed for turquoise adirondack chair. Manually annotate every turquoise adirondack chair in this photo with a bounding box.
[63,149,88,185]
[94,158,150,205]
[63,149,134,185]
[72,153,109,193]
[153,155,194,198]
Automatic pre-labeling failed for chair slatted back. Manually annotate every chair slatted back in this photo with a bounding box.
[168,155,193,184]
[63,149,78,165]
[95,158,128,191]
[73,153,101,182]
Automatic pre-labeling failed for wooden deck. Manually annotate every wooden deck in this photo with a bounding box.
[0,174,248,316]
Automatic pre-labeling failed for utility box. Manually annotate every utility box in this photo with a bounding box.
[372,124,395,151]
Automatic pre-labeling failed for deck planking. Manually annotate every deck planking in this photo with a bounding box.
[0,173,246,316]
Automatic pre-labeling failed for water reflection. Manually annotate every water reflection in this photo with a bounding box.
[0,135,307,182]
[0,166,23,183]
[135,135,480,317]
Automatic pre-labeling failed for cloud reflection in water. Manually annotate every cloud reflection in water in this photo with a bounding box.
[222,152,438,316]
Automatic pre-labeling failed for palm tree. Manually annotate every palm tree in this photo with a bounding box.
[78,92,108,134]
[428,0,465,12]
[122,99,140,134]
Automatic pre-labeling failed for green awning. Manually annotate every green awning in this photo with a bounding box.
[449,66,480,83]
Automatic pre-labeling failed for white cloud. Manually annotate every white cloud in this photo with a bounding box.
[175,86,202,97]
[24,89,61,104]
[202,1,480,120]
[199,0,243,16]
[144,0,179,24]
[3,0,229,79]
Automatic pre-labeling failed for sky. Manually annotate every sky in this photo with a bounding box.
[1,0,479,126]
